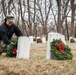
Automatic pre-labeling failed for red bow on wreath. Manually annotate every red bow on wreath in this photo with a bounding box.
[13,48,17,55]
[55,43,64,54]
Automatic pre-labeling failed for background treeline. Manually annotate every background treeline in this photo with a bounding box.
[0,0,76,40]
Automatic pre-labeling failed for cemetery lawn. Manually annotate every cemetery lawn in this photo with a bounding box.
[0,44,76,75]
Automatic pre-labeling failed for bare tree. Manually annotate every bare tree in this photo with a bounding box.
[36,0,52,35]
[70,0,75,37]
[1,0,6,16]
[33,0,37,36]
[0,0,74,38]
[56,0,62,33]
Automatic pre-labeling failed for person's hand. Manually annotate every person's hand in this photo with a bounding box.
[6,42,13,50]
[11,42,14,45]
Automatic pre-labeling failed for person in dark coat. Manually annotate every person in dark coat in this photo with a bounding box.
[0,15,23,54]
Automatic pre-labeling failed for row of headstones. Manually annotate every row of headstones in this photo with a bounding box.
[29,36,46,44]
[16,32,66,59]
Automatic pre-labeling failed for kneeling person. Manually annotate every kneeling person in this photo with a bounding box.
[0,15,23,55]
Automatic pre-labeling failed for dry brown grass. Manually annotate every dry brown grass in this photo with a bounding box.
[0,45,76,75]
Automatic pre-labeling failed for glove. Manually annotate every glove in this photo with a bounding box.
[6,42,13,51]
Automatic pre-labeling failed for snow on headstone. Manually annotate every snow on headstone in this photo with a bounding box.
[46,32,66,59]
[16,36,31,59]
[37,36,41,39]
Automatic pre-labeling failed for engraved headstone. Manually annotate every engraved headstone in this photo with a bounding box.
[46,32,66,59]
[16,36,31,59]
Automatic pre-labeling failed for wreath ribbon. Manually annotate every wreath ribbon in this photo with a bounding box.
[56,43,64,54]
[59,47,62,54]
[13,48,17,55]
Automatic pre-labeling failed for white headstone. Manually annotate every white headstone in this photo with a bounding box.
[16,36,31,59]
[46,32,66,59]
[42,37,46,43]
[74,38,76,41]
[69,37,73,43]
[29,36,33,44]
[69,37,73,39]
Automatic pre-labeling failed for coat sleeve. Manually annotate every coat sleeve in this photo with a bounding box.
[14,25,23,37]
[1,31,11,45]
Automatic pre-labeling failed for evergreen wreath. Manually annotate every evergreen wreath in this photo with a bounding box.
[51,39,73,60]
[37,38,42,43]
[6,40,18,57]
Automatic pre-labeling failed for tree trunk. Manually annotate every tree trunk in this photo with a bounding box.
[56,0,62,33]
[66,18,69,40]
[33,0,37,36]
[27,0,32,36]
[1,0,6,16]
[70,0,75,37]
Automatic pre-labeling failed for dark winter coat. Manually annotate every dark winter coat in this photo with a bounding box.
[0,22,23,45]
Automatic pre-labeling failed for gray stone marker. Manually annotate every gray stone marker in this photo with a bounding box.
[46,32,66,59]
[16,36,31,59]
